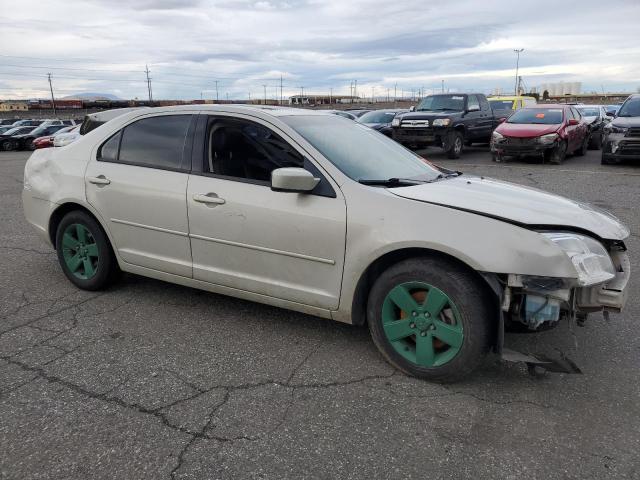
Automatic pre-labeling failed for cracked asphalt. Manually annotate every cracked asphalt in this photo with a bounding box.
[1,147,639,479]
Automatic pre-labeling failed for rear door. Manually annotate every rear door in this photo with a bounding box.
[85,113,195,277]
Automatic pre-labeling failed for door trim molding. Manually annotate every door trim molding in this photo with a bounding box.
[111,218,189,237]
[189,233,336,265]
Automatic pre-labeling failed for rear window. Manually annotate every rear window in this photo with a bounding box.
[489,100,514,110]
[507,108,564,125]
[98,115,192,171]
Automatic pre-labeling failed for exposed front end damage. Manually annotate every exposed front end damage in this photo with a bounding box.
[495,239,630,373]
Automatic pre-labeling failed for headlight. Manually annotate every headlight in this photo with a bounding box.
[537,133,558,144]
[491,131,504,142]
[391,118,400,127]
[605,124,628,134]
[432,118,451,127]
[542,232,615,286]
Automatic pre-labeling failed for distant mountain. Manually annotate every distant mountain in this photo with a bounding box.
[62,93,122,101]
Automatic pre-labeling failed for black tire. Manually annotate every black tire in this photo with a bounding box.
[1,139,15,151]
[26,139,36,151]
[546,141,566,164]
[55,210,119,290]
[601,151,620,165]
[367,256,493,382]
[575,135,588,156]
[588,131,603,150]
[446,131,464,159]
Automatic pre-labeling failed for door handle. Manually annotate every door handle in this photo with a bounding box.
[87,175,111,185]
[193,193,226,205]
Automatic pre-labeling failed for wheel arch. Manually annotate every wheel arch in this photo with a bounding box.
[350,247,501,345]
[48,202,116,257]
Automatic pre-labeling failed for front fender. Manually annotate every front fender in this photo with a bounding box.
[334,185,576,322]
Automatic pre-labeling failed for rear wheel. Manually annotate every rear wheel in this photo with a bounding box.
[55,211,119,290]
[575,135,588,156]
[446,131,464,159]
[589,131,603,150]
[368,257,493,382]
[1,139,15,151]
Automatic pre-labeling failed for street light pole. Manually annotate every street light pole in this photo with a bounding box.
[514,48,524,95]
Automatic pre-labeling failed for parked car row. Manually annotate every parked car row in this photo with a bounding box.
[345,93,639,166]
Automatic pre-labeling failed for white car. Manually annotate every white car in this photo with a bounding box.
[22,105,630,381]
[53,125,81,147]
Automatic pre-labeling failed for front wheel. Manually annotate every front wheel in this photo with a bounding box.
[546,141,566,164]
[367,257,493,382]
[575,135,588,156]
[445,131,464,159]
[1,140,15,151]
[55,210,119,290]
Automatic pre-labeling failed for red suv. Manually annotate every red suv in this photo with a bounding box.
[491,104,589,164]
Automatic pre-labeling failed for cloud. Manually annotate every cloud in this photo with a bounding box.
[0,0,638,100]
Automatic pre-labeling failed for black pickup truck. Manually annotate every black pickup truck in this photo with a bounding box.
[391,93,499,158]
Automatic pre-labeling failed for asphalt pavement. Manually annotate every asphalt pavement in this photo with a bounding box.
[1,146,639,479]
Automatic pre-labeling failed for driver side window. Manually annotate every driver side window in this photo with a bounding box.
[205,117,304,183]
[467,95,480,110]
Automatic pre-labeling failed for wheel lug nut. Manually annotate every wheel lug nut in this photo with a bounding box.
[425,312,430,318]
[420,332,427,337]
[430,325,436,330]
[410,323,415,329]
[412,311,417,317]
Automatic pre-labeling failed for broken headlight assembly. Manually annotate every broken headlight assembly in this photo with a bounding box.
[536,133,558,144]
[541,232,616,286]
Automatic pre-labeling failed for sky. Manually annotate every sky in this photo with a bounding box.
[0,0,639,100]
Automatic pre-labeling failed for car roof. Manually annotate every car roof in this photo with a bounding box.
[488,96,536,100]
[523,104,568,109]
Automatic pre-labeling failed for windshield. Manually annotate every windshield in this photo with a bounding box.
[577,107,599,117]
[617,98,640,117]
[5,126,35,135]
[507,108,563,125]
[358,111,400,124]
[282,115,442,182]
[416,95,465,112]
[489,100,514,110]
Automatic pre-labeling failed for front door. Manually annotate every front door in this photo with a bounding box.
[187,115,346,310]
[85,114,194,277]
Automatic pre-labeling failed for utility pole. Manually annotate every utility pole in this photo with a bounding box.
[329,87,333,105]
[514,48,524,95]
[47,73,57,116]
[354,79,357,101]
[280,75,283,105]
[394,83,397,102]
[226,92,229,102]
[263,84,267,105]
[371,86,374,103]
[214,80,219,102]
[387,88,390,102]
[442,79,444,93]
[145,65,153,104]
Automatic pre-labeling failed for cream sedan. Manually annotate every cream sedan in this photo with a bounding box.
[23,105,630,381]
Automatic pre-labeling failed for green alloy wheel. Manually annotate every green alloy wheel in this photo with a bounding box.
[55,210,119,290]
[381,282,463,367]
[368,257,492,382]
[62,223,99,279]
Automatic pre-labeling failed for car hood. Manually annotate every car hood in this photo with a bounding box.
[364,122,389,129]
[496,122,560,137]
[388,176,629,240]
[611,116,640,128]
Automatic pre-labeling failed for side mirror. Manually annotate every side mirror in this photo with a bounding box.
[271,167,320,193]
[498,117,507,123]
[605,111,615,117]
[409,106,416,112]
[568,119,579,126]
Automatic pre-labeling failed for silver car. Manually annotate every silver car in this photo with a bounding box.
[22,105,630,382]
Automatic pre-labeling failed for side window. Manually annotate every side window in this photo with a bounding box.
[116,115,192,170]
[571,107,582,119]
[98,131,121,162]
[206,117,304,183]
[467,95,480,111]
[566,108,575,120]
[478,96,490,111]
